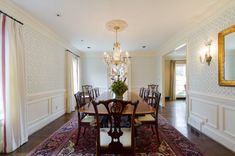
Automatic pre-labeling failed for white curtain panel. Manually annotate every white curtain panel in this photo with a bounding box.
[0,14,4,153]
[66,52,75,113]
[0,14,27,153]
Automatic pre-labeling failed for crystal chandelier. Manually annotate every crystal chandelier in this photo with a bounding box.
[104,20,130,81]
[104,20,129,67]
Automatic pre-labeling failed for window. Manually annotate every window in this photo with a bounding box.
[72,57,80,94]
[175,64,186,98]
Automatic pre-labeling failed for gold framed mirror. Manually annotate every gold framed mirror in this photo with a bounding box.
[218,25,235,86]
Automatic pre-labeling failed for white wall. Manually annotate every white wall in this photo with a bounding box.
[0,1,78,135]
[131,53,158,93]
[80,55,108,93]
[158,1,235,152]
[80,52,159,94]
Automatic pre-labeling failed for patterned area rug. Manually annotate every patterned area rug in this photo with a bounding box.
[27,115,205,156]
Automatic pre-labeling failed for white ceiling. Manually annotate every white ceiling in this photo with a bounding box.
[11,0,230,53]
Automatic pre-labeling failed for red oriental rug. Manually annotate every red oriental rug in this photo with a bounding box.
[27,114,205,156]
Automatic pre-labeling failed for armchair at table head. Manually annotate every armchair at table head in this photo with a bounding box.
[91,99,139,156]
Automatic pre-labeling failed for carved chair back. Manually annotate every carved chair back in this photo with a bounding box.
[92,99,139,155]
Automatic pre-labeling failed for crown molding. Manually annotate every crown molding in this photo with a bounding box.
[0,0,78,52]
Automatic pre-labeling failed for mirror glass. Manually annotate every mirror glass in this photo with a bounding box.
[224,32,235,80]
[218,25,235,86]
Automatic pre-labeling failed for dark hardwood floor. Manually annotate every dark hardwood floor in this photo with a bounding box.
[160,100,235,156]
[3,100,235,156]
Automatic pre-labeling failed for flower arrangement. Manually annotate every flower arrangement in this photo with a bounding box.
[111,76,128,98]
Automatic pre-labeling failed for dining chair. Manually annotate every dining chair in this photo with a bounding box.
[82,85,93,104]
[74,91,96,145]
[136,91,161,143]
[92,99,139,156]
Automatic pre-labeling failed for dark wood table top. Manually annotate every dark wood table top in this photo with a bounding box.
[79,91,155,115]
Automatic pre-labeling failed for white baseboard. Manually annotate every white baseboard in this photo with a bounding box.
[202,125,235,152]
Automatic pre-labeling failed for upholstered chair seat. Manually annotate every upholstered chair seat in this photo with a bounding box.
[137,114,155,122]
[100,128,132,148]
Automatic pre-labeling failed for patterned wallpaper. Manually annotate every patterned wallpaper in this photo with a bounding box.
[23,26,66,94]
[188,4,235,97]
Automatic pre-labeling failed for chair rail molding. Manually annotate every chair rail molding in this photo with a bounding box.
[26,89,66,102]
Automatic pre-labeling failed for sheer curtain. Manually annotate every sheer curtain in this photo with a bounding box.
[67,52,80,113]
[0,14,27,153]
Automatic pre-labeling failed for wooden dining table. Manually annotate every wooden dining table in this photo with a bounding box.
[79,91,155,115]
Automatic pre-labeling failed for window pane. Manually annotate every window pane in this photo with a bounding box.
[72,58,78,93]
[175,64,186,97]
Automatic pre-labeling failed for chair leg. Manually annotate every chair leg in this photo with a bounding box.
[134,126,138,137]
[83,127,87,135]
[76,126,81,145]
[155,124,160,143]
[151,125,155,134]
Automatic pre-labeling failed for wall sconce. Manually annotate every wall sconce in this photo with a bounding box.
[200,40,212,66]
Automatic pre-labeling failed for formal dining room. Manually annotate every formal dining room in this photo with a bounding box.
[1,0,235,156]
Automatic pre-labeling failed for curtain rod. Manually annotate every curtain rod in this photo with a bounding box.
[0,10,24,25]
[66,49,80,57]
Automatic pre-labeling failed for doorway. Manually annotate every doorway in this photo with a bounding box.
[164,44,187,101]
[162,43,188,134]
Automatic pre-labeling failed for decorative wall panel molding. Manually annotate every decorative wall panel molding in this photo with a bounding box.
[188,91,235,152]
[27,90,66,135]
[222,106,235,138]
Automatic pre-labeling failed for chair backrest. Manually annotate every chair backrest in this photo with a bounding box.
[82,85,93,95]
[139,87,145,98]
[74,91,85,124]
[92,99,139,154]
[88,88,96,101]
[94,87,100,98]
[148,84,159,92]
[148,91,161,119]
[143,88,150,102]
